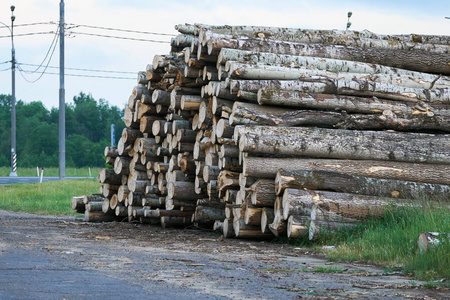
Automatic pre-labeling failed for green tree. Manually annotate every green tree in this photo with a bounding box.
[0,94,11,166]
[0,93,125,168]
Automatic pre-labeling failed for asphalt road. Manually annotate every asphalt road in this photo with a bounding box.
[0,177,93,185]
[1,210,447,299]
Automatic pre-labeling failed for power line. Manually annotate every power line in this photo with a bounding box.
[0,31,56,38]
[42,72,135,79]
[68,31,171,43]
[18,26,60,75]
[66,23,176,37]
[0,67,11,72]
[17,63,137,74]
[0,21,56,28]
[14,68,135,80]
[16,30,59,83]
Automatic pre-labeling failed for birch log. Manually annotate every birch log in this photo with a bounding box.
[231,78,450,104]
[257,89,450,118]
[244,156,450,185]
[239,132,450,164]
[199,26,450,47]
[275,169,450,199]
[228,62,450,89]
[208,37,450,74]
[218,49,450,84]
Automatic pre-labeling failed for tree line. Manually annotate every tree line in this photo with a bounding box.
[0,92,125,168]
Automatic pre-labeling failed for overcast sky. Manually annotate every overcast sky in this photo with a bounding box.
[0,0,449,110]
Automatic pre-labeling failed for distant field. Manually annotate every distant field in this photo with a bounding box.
[0,178,101,216]
[0,167,103,177]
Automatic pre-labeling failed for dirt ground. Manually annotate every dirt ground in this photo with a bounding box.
[0,210,448,299]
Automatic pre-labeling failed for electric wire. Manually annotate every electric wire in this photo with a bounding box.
[67,31,171,43]
[16,31,59,83]
[66,23,176,37]
[0,31,56,38]
[39,72,135,79]
[0,21,56,28]
[18,26,60,74]
[17,63,137,74]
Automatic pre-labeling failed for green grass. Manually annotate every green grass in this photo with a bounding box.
[0,166,103,177]
[283,201,450,281]
[0,179,101,215]
[311,266,346,273]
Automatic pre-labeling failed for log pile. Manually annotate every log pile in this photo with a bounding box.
[74,24,450,240]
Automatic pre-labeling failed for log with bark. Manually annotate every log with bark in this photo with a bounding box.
[208,36,450,74]
[244,156,450,185]
[275,169,450,199]
[239,130,450,165]
[218,49,450,85]
[228,62,450,90]
[417,232,450,254]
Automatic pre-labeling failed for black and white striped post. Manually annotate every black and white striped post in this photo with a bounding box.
[11,149,17,176]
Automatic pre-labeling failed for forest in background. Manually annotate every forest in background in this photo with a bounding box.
[0,92,125,168]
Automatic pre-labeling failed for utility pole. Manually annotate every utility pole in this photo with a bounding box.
[59,0,65,179]
[9,5,17,177]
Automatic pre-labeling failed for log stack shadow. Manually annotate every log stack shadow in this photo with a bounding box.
[74,24,450,240]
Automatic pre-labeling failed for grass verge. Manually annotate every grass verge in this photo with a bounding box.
[0,166,103,177]
[283,201,450,281]
[0,179,101,215]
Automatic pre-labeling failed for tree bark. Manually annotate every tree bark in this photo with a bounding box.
[199,26,450,47]
[84,211,116,223]
[244,203,263,226]
[248,179,277,207]
[208,37,450,74]
[193,205,226,223]
[167,181,206,200]
[101,184,119,199]
[235,125,450,148]
[228,62,450,89]
[276,169,450,199]
[104,146,119,158]
[257,89,450,118]
[128,179,150,193]
[98,168,123,185]
[417,232,450,254]
[83,194,105,205]
[239,131,450,165]
[281,189,315,220]
[245,156,450,185]
[218,49,450,83]
[86,201,103,213]
[114,157,132,175]
[230,105,348,128]
[286,215,310,238]
[144,209,193,218]
[231,78,450,104]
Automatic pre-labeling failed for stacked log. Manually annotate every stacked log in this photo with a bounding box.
[75,23,450,240]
